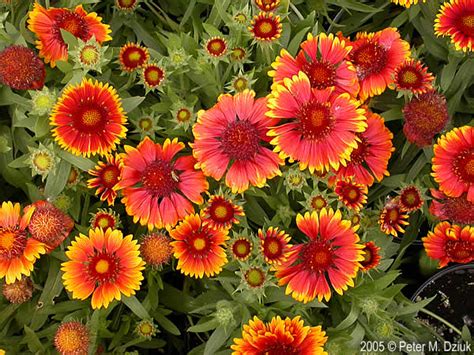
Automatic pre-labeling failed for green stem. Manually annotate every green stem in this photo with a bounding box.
[419,308,463,336]
[289,2,305,21]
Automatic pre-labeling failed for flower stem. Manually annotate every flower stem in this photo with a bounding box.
[419,307,463,336]
[289,2,305,21]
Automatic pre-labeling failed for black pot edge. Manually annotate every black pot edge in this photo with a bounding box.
[410,263,474,302]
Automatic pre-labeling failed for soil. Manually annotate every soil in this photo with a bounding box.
[412,264,474,343]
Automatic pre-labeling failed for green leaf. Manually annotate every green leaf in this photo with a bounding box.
[153,311,181,335]
[122,96,146,113]
[287,27,310,56]
[204,327,230,355]
[122,296,150,319]
[23,325,45,353]
[44,159,71,197]
[397,296,435,316]
[187,318,219,333]
[335,0,381,13]
[60,28,78,48]
[57,149,96,171]
[335,303,359,331]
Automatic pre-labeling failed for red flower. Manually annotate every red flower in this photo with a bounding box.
[88,154,123,205]
[378,199,409,237]
[399,185,423,212]
[360,241,381,272]
[393,59,434,94]
[119,43,149,72]
[258,227,292,265]
[435,0,474,52]
[0,46,45,90]
[430,189,474,225]
[249,12,282,42]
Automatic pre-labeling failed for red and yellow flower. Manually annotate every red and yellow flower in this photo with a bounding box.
[332,109,394,186]
[432,126,474,202]
[140,232,173,268]
[230,237,253,261]
[255,0,281,11]
[28,3,111,67]
[334,178,368,211]
[403,90,449,147]
[54,321,90,355]
[170,214,228,278]
[360,241,381,272]
[267,72,367,173]
[88,154,123,205]
[62,228,145,309]
[119,43,149,72]
[249,12,282,42]
[142,63,165,90]
[50,79,127,157]
[393,59,434,94]
[422,222,474,268]
[275,209,364,303]
[378,199,410,237]
[391,0,427,7]
[26,200,74,252]
[258,227,291,265]
[399,185,424,212]
[270,33,359,97]
[349,28,410,100]
[0,202,47,284]
[116,137,208,230]
[0,45,45,90]
[231,316,328,355]
[201,195,244,231]
[430,189,474,225]
[205,37,228,58]
[90,208,121,230]
[435,0,474,52]
[192,90,282,193]
[115,0,140,12]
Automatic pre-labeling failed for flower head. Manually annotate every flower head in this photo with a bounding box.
[391,0,426,7]
[170,214,228,278]
[192,90,282,193]
[119,43,149,72]
[26,200,74,252]
[306,192,330,212]
[27,143,59,181]
[393,59,434,94]
[140,232,173,268]
[399,185,423,212]
[71,37,107,72]
[115,0,140,12]
[275,208,364,302]
[0,202,47,284]
[422,222,474,267]
[267,72,367,173]
[135,319,157,339]
[90,208,121,230]
[88,154,123,205]
[360,241,381,272]
[231,316,328,355]
[230,47,247,63]
[172,104,195,130]
[28,3,111,66]
[1,277,34,304]
[141,63,165,91]
[230,237,253,261]
[334,178,368,211]
[258,227,291,266]
[201,195,244,231]
[249,12,282,42]
[62,228,145,309]
[435,0,474,52]
[204,37,228,58]
[30,87,57,116]
[0,45,45,90]
[50,79,127,157]
[349,28,410,100]
[116,137,208,230]
[432,126,474,202]
[283,166,308,192]
[270,33,359,97]
[403,90,449,147]
[54,321,90,355]
[243,266,267,289]
[430,189,474,225]
[332,109,394,186]
[378,199,410,237]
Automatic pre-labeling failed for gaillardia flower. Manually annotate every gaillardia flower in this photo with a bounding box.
[50,79,127,157]
[205,37,228,58]
[170,214,228,278]
[231,316,328,355]
[1,276,34,304]
[270,33,359,97]
[119,42,149,72]
[378,199,409,237]
[393,59,434,95]
[403,90,449,147]
[201,195,244,230]
[422,222,474,268]
[0,45,45,90]
[391,0,427,7]
[349,28,410,100]
[230,237,253,261]
[0,202,47,284]
[267,72,366,173]
[141,63,165,90]
[26,200,74,252]
[435,0,474,52]
[90,208,121,230]
[28,3,111,66]
[430,189,474,225]
[115,0,140,12]
[275,209,364,303]
[334,178,368,211]
[399,185,423,212]
[62,228,145,309]
[87,154,123,205]
[192,90,282,193]
[432,126,474,201]
[243,266,267,289]
[54,321,90,355]
[332,109,394,186]
[258,227,291,265]
[135,319,157,339]
[27,143,59,181]
[360,241,381,272]
[140,232,173,268]
[249,12,282,42]
[255,0,280,11]
[116,137,208,230]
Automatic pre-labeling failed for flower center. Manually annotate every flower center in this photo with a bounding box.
[298,101,333,141]
[233,239,251,258]
[388,208,399,222]
[28,208,64,243]
[220,120,260,161]
[80,45,99,65]
[32,153,52,172]
[55,12,89,44]
[400,68,420,85]
[144,66,164,87]
[74,105,106,133]
[233,77,248,92]
[141,160,177,198]
[210,202,233,222]
[302,60,336,89]
[0,229,27,259]
[244,267,265,287]
[264,238,282,258]
[454,150,474,183]
[117,0,137,8]
[461,14,474,35]
[258,21,273,34]
[350,136,369,164]
[176,108,191,122]
[192,237,206,251]
[443,195,474,225]
[301,241,333,272]
[351,42,387,80]
[96,215,115,229]
[100,165,120,188]
[207,39,226,56]
[362,248,373,265]
[139,117,153,131]
[231,47,246,61]
[262,344,299,355]
[446,240,472,262]
[56,329,84,352]
[88,253,119,283]
[311,196,327,210]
